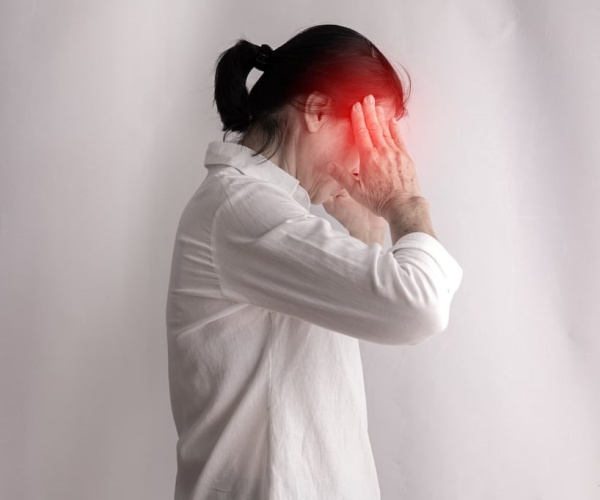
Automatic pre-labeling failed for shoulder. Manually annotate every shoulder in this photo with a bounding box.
[212,171,310,235]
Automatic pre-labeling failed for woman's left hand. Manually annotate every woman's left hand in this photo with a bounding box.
[323,189,388,245]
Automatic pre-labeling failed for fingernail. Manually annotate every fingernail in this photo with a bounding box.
[367,95,375,104]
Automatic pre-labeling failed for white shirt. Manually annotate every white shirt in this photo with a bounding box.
[165,140,463,500]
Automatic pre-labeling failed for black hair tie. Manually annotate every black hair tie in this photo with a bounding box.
[254,44,273,72]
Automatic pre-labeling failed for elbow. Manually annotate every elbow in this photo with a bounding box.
[381,300,450,346]
[406,303,450,345]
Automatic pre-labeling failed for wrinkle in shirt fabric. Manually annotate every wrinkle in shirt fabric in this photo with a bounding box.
[165,141,463,500]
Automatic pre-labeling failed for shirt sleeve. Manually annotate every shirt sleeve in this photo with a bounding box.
[212,178,463,345]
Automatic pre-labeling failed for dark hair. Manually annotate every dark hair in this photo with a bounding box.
[213,24,412,162]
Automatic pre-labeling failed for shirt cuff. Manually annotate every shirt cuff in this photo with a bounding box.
[389,232,463,297]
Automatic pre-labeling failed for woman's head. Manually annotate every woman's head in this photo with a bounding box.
[212,24,411,203]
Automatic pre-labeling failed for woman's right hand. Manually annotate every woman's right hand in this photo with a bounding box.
[327,94,424,220]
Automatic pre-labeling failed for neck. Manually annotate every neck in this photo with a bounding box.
[240,129,297,180]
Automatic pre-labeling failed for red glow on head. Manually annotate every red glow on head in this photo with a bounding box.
[286,57,408,127]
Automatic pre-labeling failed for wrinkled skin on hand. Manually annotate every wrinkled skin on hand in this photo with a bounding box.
[328,96,423,221]
[323,188,388,243]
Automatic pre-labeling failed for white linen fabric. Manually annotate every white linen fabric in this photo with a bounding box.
[165,140,463,500]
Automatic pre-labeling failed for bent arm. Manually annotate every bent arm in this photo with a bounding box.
[212,180,463,345]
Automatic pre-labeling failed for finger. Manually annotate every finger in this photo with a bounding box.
[350,101,373,155]
[322,196,335,215]
[361,95,386,150]
[327,162,362,201]
[376,105,395,149]
[389,118,406,151]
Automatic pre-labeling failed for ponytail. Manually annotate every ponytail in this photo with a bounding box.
[213,39,258,133]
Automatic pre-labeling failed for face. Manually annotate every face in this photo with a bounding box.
[294,96,397,205]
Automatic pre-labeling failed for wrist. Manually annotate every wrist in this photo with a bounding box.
[350,225,387,245]
[386,198,437,241]
[382,196,429,223]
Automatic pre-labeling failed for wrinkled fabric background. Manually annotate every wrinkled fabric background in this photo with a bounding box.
[1,0,598,499]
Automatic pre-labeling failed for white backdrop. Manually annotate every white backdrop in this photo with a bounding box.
[1,0,599,499]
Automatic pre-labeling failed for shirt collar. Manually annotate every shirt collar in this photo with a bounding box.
[204,140,311,211]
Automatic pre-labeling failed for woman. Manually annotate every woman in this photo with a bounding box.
[166,24,463,500]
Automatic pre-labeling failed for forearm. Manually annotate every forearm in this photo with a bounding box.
[385,197,438,243]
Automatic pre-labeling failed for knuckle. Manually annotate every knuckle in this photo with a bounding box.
[382,150,398,165]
